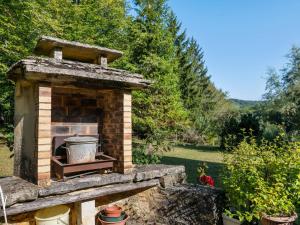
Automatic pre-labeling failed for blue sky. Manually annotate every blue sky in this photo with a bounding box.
[168,0,300,100]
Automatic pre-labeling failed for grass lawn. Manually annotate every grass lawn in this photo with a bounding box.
[161,144,225,187]
[0,142,226,183]
[0,143,13,177]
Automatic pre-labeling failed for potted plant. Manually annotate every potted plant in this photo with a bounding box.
[222,135,300,225]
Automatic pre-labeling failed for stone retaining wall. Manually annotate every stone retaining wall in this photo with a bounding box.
[1,165,225,225]
[96,184,225,225]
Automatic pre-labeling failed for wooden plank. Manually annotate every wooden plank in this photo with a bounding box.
[51,154,117,179]
[64,162,113,173]
[1,179,159,217]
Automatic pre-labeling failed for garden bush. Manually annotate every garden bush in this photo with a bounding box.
[223,135,300,223]
[132,143,161,165]
[261,122,285,142]
[220,113,261,150]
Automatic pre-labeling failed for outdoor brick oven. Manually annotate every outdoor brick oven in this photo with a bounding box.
[7,36,151,186]
[1,36,224,225]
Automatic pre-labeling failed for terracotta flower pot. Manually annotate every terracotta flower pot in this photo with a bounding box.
[99,211,126,222]
[261,213,298,225]
[98,214,129,225]
[104,205,122,218]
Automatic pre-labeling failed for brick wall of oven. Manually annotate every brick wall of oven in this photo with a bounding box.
[51,87,132,173]
[101,90,132,173]
[51,87,103,138]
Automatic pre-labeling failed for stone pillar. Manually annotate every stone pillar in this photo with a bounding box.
[13,81,38,183]
[96,55,107,67]
[75,200,96,225]
[50,47,63,60]
[36,84,52,186]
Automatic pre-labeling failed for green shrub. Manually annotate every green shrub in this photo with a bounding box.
[261,122,285,142]
[220,113,261,150]
[177,128,205,145]
[223,135,300,223]
[132,144,161,165]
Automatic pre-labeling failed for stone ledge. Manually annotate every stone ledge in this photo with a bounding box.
[0,164,185,208]
[134,164,185,182]
[0,177,38,207]
[38,173,135,197]
[1,179,159,217]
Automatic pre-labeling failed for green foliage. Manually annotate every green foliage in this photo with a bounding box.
[262,46,300,139]
[261,122,286,142]
[0,0,231,151]
[220,113,261,150]
[230,98,262,110]
[167,12,235,144]
[50,0,129,49]
[223,136,300,222]
[197,162,208,177]
[125,0,189,149]
[132,143,161,164]
[0,0,62,146]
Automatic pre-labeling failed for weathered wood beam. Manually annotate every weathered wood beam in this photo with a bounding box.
[1,179,159,217]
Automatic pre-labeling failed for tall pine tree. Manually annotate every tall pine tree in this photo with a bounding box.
[125,0,188,149]
[168,12,234,143]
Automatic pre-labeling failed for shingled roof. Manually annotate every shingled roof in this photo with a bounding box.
[8,57,151,89]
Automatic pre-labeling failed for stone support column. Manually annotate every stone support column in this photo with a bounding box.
[75,200,96,225]
[50,47,63,60]
[96,55,108,67]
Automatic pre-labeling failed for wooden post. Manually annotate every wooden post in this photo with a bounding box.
[75,200,96,225]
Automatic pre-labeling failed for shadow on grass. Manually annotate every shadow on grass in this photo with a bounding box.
[161,156,224,188]
[176,144,222,152]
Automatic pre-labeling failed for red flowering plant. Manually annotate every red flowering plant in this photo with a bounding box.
[197,162,215,187]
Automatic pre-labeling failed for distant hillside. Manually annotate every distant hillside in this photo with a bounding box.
[230,98,262,109]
